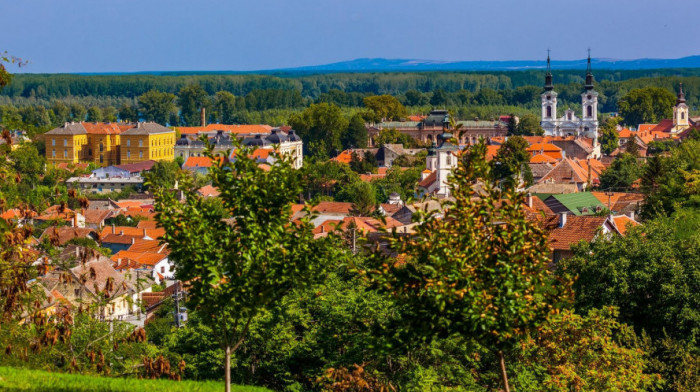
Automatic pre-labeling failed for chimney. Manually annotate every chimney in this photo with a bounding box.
[201,107,206,127]
[73,213,78,227]
[527,192,533,208]
[131,238,135,245]
[120,230,124,236]
[112,224,116,234]
[627,211,635,220]
[75,247,79,257]
[320,225,325,234]
[559,212,567,228]
[142,228,147,237]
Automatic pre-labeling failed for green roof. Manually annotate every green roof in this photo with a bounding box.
[549,192,604,216]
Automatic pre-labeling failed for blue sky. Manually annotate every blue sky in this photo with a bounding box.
[2,0,698,73]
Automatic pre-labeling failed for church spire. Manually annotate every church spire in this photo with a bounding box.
[677,82,686,104]
[544,49,554,91]
[585,49,595,91]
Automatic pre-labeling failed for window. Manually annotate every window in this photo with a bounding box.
[63,149,67,158]
[63,139,67,147]
[138,140,143,147]
[52,150,56,157]
[99,143,104,152]
[546,105,552,117]
[139,151,143,159]
[682,112,685,120]
[587,105,592,117]
[446,155,451,165]
[126,139,130,147]
[587,95,592,100]
[127,151,131,159]
[52,139,56,146]
[100,155,104,164]
[546,95,551,100]
[568,112,572,120]
[160,266,165,274]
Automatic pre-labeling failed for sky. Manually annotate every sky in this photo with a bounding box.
[2,0,699,73]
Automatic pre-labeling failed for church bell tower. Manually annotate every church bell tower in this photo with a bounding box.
[580,50,599,142]
[541,51,558,135]
[673,83,689,133]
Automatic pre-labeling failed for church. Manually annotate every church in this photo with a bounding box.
[540,52,599,144]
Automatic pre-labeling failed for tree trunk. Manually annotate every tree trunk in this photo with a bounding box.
[498,350,511,392]
[225,345,231,392]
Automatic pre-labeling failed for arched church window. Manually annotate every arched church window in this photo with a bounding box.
[682,112,685,120]
[568,112,572,120]
[546,106,552,117]
[587,105,592,117]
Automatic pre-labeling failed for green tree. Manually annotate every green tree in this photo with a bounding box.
[144,160,180,190]
[69,103,87,122]
[515,114,544,136]
[599,117,621,155]
[9,143,45,188]
[342,113,368,149]
[154,143,340,392]
[138,89,176,124]
[404,90,428,106]
[86,106,102,122]
[213,91,237,124]
[361,142,570,391]
[336,180,377,216]
[348,151,377,174]
[177,84,209,126]
[118,104,139,122]
[618,87,675,126]
[516,307,659,391]
[102,106,118,122]
[363,95,407,123]
[598,152,642,191]
[626,135,640,156]
[506,114,518,135]
[430,89,447,107]
[49,101,71,125]
[288,102,348,158]
[492,135,534,187]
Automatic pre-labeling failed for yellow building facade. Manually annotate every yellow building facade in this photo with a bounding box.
[45,122,174,166]
[119,123,175,164]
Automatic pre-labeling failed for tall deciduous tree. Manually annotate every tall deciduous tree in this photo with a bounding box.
[598,152,642,191]
[154,142,340,392]
[618,87,675,126]
[492,135,534,187]
[342,114,368,149]
[288,102,348,158]
[361,142,570,392]
[138,90,176,124]
[363,95,407,123]
[599,117,621,155]
[213,91,237,124]
[177,84,209,126]
[515,114,544,136]
[86,106,102,123]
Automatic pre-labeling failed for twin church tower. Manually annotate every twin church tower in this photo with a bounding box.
[540,51,599,144]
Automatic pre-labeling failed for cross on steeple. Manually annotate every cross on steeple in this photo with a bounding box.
[544,49,554,91]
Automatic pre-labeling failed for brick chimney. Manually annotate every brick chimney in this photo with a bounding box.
[112,224,116,234]
[142,228,147,238]
[201,107,206,127]
[527,192,533,208]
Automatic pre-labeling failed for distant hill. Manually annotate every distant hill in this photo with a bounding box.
[273,56,700,73]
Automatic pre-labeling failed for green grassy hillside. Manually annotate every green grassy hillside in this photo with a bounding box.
[0,367,270,392]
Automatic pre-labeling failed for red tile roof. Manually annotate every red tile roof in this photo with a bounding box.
[183,156,223,168]
[197,185,220,198]
[612,215,639,236]
[176,124,272,135]
[418,170,437,189]
[549,216,608,251]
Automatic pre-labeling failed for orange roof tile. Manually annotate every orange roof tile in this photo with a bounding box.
[418,170,437,188]
[549,216,608,250]
[530,154,558,163]
[197,185,220,198]
[612,215,639,236]
[332,150,355,164]
[176,124,272,135]
[111,250,167,267]
[183,156,222,168]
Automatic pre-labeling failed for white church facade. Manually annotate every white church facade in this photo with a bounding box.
[540,53,599,145]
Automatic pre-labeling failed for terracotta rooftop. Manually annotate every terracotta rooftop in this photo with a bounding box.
[612,215,639,236]
[549,215,608,251]
[176,124,272,135]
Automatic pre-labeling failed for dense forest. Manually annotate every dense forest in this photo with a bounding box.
[0,69,698,136]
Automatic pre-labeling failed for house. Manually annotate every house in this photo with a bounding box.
[197,185,220,198]
[42,256,153,321]
[367,109,508,147]
[66,176,144,194]
[91,160,156,179]
[35,205,85,227]
[537,158,602,191]
[100,226,165,253]
[543,192,605,216]
[111,244,172,284]
[83,208,116,229]
[182,156,223,175]
[39,226,97,246]
[44,121,174,166]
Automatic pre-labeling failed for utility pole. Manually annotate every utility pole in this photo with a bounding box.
[173,282,181,328]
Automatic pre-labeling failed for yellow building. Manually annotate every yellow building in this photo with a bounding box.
[45,122,175,166]
[119,122,175,164]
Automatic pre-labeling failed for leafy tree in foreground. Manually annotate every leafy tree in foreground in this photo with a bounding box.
[516,307,659,391]
[598,152,642,191]
[154,143,341,392]
[599,116,621,155]
[361,142,571,391]
[492,135,534,188]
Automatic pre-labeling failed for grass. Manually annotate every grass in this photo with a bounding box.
[0,367,271,392]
